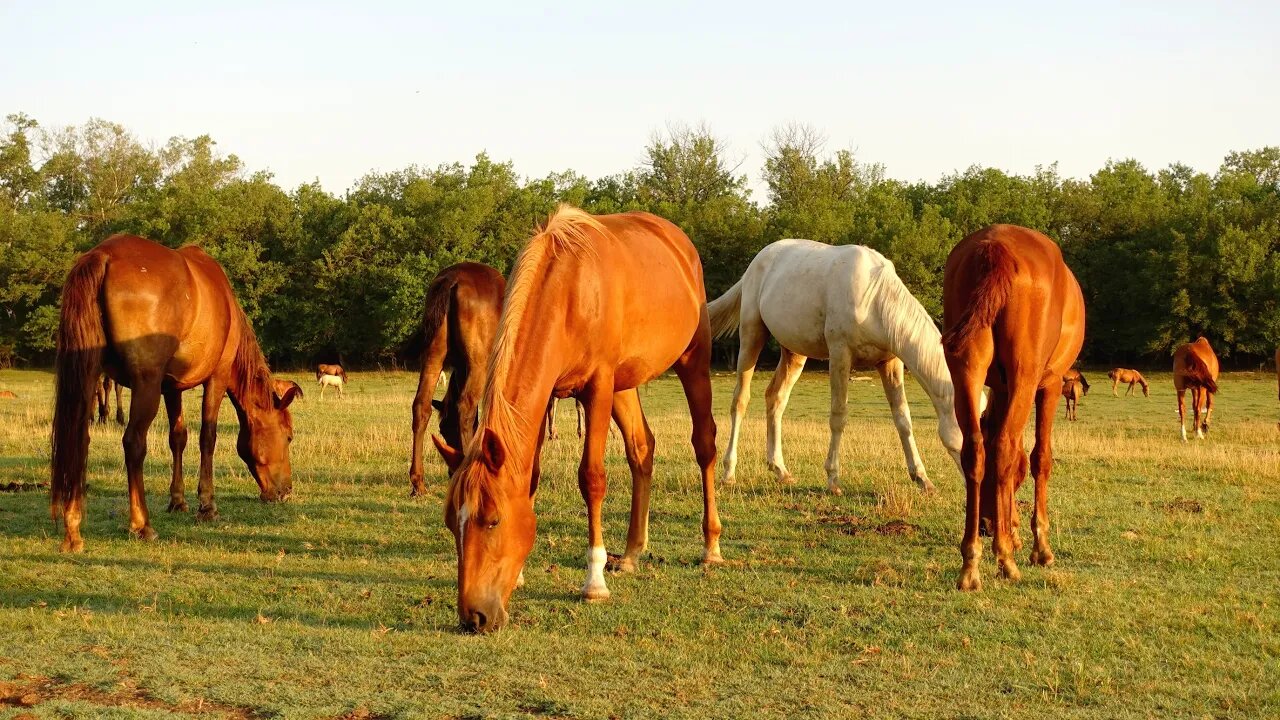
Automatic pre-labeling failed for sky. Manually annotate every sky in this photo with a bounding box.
[2,1,1276,197]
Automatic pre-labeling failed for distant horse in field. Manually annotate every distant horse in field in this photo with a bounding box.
[435,206,722,632]
[942,224,1084,591]
[1108,368,1149,397]
[708,239,968,495]
[315,363,347,383]
[407,263,506,495]
[316,372,346,398]
[0,390,15,400]
[1173,337,1219,441]
[51,234,302,552]
[546,397,585,439]
[95,374,125,425]
[1062,376,1084,421]
[1063,369,1089,396]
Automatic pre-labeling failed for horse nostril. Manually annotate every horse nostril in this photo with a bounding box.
[473,611,488,631]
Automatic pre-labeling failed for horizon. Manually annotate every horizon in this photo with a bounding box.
[3,1,1277,196]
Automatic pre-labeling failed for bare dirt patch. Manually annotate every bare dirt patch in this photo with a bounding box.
[0,673,266,718]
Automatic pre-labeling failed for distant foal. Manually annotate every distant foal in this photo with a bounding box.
[1063,369,1089,396]
[1173,337,1219,441]
[1062,377,1083,421]
[943,224,1085,591]
[1108,368,1149,397]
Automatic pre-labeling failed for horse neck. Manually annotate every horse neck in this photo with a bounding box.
[876,276,954,409]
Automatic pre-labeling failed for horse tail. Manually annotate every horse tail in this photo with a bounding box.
[415,272,459,365]
[1184,353,1218,394]
[51,249,110,521]
[706,278,744,340]
[942,240,1016,354]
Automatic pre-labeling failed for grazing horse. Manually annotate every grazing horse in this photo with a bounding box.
[1063,369,1089,396]
[434,206,722,633]
[95,374,125,425]
[51,234,302,552]
[1108,368,1149,397]
[315,363,348,384]
[0,390,16,400]
[407,263,506,495]
[1173,337,1219,441]
[1062,377,1083,421]
[708,239,967,494]
[942,225,1085,591]
[316,372,345,398]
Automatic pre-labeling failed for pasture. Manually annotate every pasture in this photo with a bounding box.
[1,368,1277,718]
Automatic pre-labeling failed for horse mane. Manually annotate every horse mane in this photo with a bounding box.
[870,259,953,402]
[452,205,606,504]
[231,308,275,408]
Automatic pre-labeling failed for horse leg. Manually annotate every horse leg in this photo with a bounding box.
[408,334,447,494]
[1191,387,1204,440]
[1177,388,1188,442]
[673,313,723,565]
[765,349,806,485]
[578,375,616,601]
[1203,389,1214,435]
[720,316,766,486]
[196,381,226,522]
[114,381,125,425]
[576,400,584,438]
[877,357,933,492]
[1029,382,1059,566]
[822,342,853,496]
[947,343,993,591]
[546,398,558,440]
[96,377,109,424]
[164,388,189,512]
[1111,378,1118,397]
[456,366,485,453]
[612,388,654,573]
[992,365,1036,583]
[123,378,162,540]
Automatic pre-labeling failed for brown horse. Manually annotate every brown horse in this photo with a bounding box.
[95,374,126,425]
[407,263,506,494]
[0,390,16,400]
[51,234,302,552]
[1107,368,1149,397]
[1173,337,1219,441]
[315,363,348,383]
[433,206,722,632]
[1062,377,1083,421]
[1064,369,1089,396]
[942,225,1085,591]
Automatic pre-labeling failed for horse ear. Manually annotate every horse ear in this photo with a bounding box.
[431,399,445,411]
[274,380,303,408]
[480,428,506,473]
[432,434,463,471]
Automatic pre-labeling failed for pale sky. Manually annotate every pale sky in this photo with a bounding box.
[3,1,1276,198]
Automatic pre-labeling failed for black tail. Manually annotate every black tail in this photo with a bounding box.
[405,272,459,366]
[52,250,110,520]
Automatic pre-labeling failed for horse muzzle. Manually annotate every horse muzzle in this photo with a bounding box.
[459,598,509,634]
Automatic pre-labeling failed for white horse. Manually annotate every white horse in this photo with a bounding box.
[708,239,970,494]
[316,373,345,398]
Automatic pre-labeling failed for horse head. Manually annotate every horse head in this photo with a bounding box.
[436,428,536,633]
[237,379,302,502]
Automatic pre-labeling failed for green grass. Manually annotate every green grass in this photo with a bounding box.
[1,367,1277,719]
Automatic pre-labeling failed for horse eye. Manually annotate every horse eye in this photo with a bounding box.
[486,519,500,530]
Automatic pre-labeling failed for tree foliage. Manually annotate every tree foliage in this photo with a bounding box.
[1,112,1277,367]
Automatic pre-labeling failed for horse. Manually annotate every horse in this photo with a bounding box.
[546,397,586,440]
[407,262,506,495]
[942,224,1085,591]
[95,374,125,424]
[1062,376,1083,421]
[0,390,16,400]
[51,234,302,552]
[1173,337,1219,441]
[1107,368,1149,397]
[1063,369,1089,396]
[315,363,348,384]
[708,239,967,495]
[316,372,345,398]
[433,206,722,633]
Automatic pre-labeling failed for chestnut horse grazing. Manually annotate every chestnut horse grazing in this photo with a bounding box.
[709,239,968,495]
[435,206,722,632]
[407,263,505,494]
[315,363,347,383]
[1062,376,1083,421]
[942,225,1084,591]
[51,234,302,552]
[1173,337,1219,441]
[1063,369,1089,396]
[1108,368,1149,397]
[96,374,125,425]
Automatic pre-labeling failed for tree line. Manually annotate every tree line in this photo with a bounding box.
[1,114,1277,369]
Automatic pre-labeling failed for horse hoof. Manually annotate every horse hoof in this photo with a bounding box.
[582,585,611,603]
[957,571,982,592]
[60,538,85,553]
[779,474,798,486]
[195,508,220,523]
[132,526,158,542]
[612,556,639,574]
[998,560,1022,582]
[701,551,724,566]
[914,476,937,494]
[1030,548,1055,567]
[167,499,188,513]
[720,474,736,487]
[827,484,844,496]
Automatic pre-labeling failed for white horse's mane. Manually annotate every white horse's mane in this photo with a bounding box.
[869,262,954,403]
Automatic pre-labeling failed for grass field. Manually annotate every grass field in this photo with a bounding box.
[0,367,1277,719]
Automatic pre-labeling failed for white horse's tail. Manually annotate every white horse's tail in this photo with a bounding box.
[707,278,744,340]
